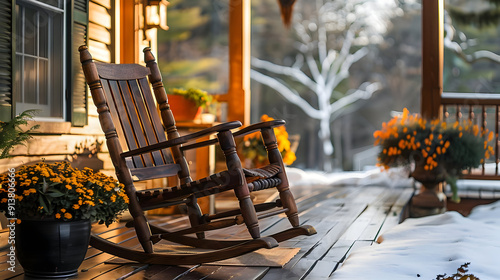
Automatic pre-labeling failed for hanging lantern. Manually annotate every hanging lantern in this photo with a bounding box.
[144,0,169,30]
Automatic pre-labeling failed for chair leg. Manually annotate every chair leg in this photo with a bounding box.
[127,191,154,253]
[277,188,300,227]
[218,130,260,239]
[185,196,205,239]
[261,127,300,227]
[236,188,260,238]
[133,215,154,253]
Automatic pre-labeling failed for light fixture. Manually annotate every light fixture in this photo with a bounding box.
[144,0,169,31]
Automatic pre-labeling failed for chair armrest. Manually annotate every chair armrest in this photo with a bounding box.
[232,120,285,138]
[121,121,242,158]
[181,120,286,151]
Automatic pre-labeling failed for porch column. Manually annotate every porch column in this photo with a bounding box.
[227,0,251,125]
[420,0,443,120]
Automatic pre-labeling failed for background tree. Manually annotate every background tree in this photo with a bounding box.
[250,0,405,171]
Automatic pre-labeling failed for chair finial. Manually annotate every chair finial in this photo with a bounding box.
[79,45,93,64]
[143,47,155,64]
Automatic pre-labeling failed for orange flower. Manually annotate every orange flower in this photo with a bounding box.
[0,161,128,227]
[374,108,494,177]
[422,149,428,158]
[473,125,479,136]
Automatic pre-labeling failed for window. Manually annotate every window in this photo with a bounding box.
[443,1,500,94]
[157,1,229,94]
[15,1,64,119]
[0,0,89,126]
[0,0,87,124]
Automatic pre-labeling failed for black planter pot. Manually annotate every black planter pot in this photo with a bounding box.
[15,219,91,278]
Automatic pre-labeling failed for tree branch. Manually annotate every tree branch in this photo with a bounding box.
[328,82,381,114]
[306,54,322,85]
[250,69,323,119]
[325,47,369,96]
[251,57,317,91]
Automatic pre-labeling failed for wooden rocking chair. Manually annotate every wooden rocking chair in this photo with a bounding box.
[79,45,316,265]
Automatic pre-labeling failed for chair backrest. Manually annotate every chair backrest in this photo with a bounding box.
[95,62,172,165]
[79,46,190,182]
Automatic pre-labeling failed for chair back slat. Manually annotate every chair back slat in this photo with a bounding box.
[138,77,173,163]
[99,79,141,169]
[117,79,155,168]
[104,79,147,168]
[128,78,170,165]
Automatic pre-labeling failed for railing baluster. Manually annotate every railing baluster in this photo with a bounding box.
[440,92,500,180]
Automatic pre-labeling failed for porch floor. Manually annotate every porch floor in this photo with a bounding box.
[0,183,414,280]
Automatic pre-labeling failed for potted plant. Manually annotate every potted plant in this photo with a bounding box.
[373,108,494,216]
[167,88,214,121]
[0,110,39,159]
[240,114,297,168]
[0,161,129,278]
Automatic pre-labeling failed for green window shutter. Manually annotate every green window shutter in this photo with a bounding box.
[0,1,14,122]
[69,0,89,127]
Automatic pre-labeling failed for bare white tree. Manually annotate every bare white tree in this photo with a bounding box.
[251,0,404,171]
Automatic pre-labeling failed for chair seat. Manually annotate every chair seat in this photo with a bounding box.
[136,163,282,201]
[243,163,281,182]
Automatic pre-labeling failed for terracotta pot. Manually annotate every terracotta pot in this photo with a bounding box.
[16,219,91,278]
[167,94,202,121]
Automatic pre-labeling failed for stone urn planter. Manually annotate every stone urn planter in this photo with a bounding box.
[409,163,447,218]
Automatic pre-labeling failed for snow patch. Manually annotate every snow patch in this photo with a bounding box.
[331,200,500,279]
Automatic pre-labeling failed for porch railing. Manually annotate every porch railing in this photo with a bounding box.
[441,92,500,180]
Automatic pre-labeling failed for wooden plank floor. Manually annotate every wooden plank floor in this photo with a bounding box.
[0,184,414,280]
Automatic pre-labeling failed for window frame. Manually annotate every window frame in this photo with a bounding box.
[15,0,67,122]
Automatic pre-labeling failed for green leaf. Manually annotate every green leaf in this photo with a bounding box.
[46,192,65,198]
[38,196,49,214]
[46,189,65,198]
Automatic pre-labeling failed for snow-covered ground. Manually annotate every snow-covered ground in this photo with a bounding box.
[331,201,500,279]
[286,166,414,188]
[285,167,500,280]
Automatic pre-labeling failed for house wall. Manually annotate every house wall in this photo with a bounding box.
[0,0,152,178]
